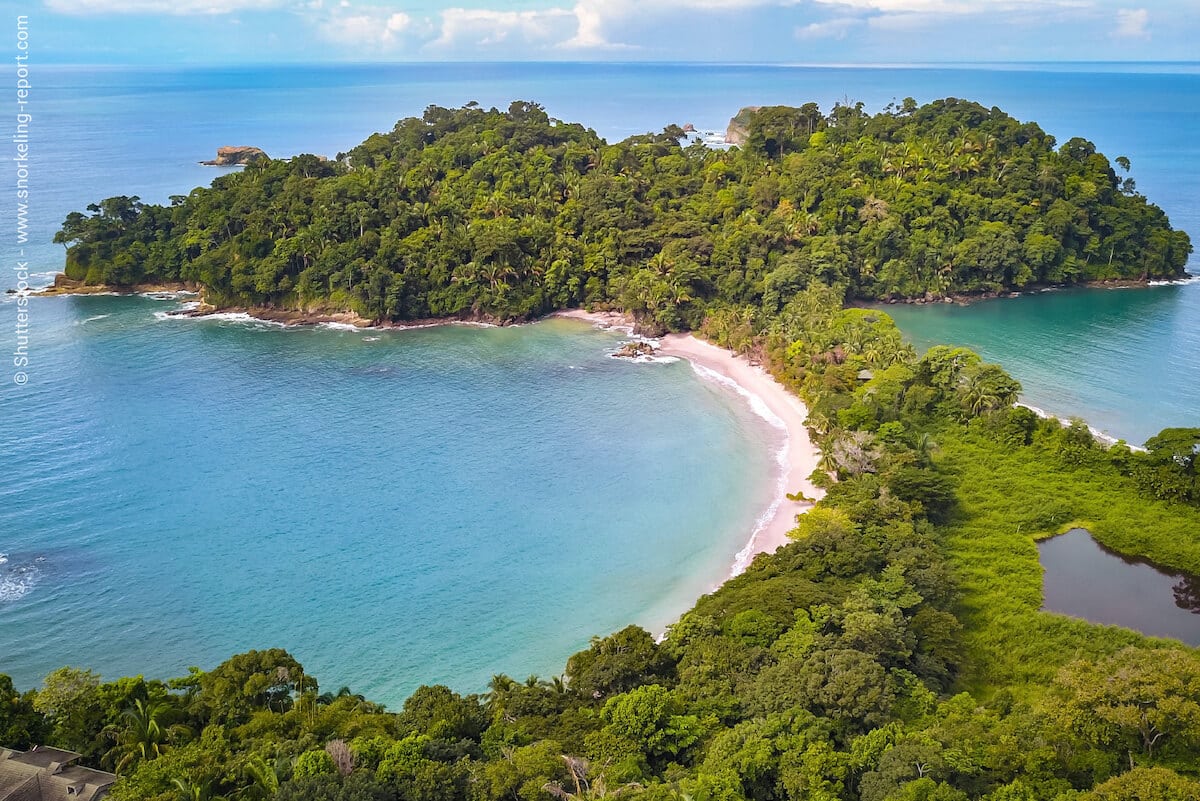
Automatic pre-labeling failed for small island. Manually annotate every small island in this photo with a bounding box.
[200,145,268,166]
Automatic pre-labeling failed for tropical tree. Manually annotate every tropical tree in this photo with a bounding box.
[104,699,187,773]
[1050,648,1200,759]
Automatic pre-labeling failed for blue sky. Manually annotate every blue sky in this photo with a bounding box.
[32,1,1200,65]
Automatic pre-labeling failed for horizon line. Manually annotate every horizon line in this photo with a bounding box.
[35,58,1200,69]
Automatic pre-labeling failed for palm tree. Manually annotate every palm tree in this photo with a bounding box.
[914,432,938,466]
[237,755,279,801]
[647,251,673,277]
[484,192,511,219]
[961,369,1006,416]
[316,685,365,705]
[482,261,517,293]
[105,699,187,774]
[485,674,518,713]
[173,777,224,801]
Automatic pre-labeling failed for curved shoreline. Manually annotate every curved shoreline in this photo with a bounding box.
[148,300,827,576]
[657,334,826,570]
[141,298,826,582]
[555,309,826,571]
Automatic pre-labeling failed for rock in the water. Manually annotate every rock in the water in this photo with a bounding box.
[613,341,656,359]
[202,146,269,166]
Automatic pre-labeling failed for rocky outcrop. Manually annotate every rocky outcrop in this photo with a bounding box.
[612,341,656,359]
[725,107,760,146]
[202,146,269,166]
[32,274,200,296]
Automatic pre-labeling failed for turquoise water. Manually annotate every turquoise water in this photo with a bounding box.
[882,281,1200,445]
[0,296,777,702]
[2,62,1198,697]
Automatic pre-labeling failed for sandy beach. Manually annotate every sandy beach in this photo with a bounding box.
[552,308,643,336]
[657,334,825,570]
[557,309,826,571]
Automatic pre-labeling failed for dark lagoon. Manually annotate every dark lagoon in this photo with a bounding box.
[1039,528,1200,645]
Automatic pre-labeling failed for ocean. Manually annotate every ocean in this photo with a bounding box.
[0,298,780,703]
[2,62,1197,700]
[882,281,1200,445]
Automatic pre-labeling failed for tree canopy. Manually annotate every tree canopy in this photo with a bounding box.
[55,99,1190,330]
[16,97,1200,801]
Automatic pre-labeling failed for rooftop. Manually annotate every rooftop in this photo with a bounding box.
[5,749,80,771]
[0,747,116,801]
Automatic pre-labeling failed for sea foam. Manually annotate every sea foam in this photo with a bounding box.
[0,557,41,603]
[1149,275,1200,286]
[317,321,372,331]
[154,307,288,327]
[1016,402,1147,451]
[77,314,110,325]
[607,346,680,365]
[688,363,787,431]
[685,362,792,577]
[140,290,199,300]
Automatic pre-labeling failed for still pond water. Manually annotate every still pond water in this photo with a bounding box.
[1039,528,1200,645]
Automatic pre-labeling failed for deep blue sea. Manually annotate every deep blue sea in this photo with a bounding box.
[1,63,1197,700]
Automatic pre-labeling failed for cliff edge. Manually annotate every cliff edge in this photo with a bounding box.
[725,106,760,145]
[202,146,268,166]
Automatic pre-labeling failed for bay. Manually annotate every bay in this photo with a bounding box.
[0,296,778,704]
[882,280,1200,446]
[2,62,1197,700]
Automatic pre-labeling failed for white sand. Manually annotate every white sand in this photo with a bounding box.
[552,311,825,568]
[656,334,826,571]
[555,309,827,572]
[551,308,641,336]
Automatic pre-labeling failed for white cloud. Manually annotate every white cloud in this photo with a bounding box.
[45,0,283,13]
[807,0,1097,39]
[559,0,806,50]
[560,1,618,48]
[321,7,411,47]
[813,0,1088,13]
[558,0,645,49]
[428,7,578,50]
[796,16,862,39]
[47,0,1142,59]
[813,0,970,10]
[1113,7,1149,39]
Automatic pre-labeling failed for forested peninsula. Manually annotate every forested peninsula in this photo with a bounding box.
[53,99,1190,326]
[9,100,1200,801]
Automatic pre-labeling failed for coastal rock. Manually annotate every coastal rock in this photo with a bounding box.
[202,146,269,166]
[682,123,696,133]
[33,275,201,296]
[51,273,82,292]
[725,107,760,146]
[613,341,656,359]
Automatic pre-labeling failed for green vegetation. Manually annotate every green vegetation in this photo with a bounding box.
[8,100,1198,800]
[55,99,1189,327]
